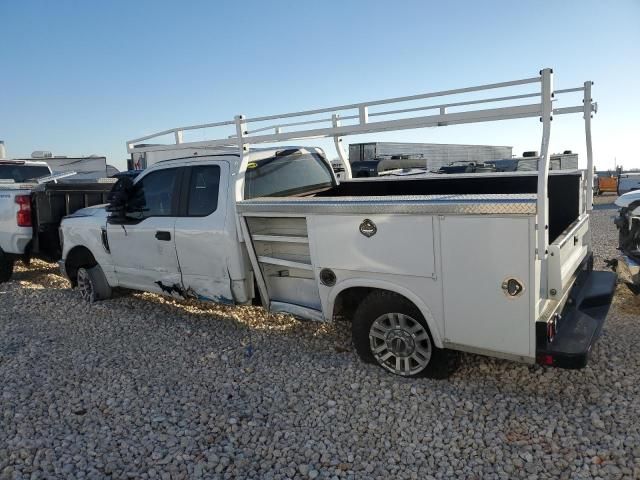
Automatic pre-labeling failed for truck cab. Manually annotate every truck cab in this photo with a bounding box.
[59,148,334,304]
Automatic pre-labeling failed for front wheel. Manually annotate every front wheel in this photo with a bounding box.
[76,265,112,302]
[352,291,455,378]
[0,249,15,283]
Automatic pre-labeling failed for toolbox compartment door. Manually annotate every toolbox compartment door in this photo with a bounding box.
[440,216,531,357]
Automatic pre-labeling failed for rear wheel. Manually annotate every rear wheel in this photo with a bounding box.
[0,249,15,283]
[352,291,455,378]
[76,265,112,302]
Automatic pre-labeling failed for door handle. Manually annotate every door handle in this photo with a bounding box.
[155,231,171,241]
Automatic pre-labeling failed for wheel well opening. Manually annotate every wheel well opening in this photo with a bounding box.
[334,287,423,322]
[333,287,428,322]
[333,287,374,321]
[65,247,97,286]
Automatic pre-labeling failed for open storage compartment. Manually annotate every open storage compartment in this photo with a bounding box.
[245,216,320,309]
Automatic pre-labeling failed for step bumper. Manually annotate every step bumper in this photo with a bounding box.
[536,270,617,369]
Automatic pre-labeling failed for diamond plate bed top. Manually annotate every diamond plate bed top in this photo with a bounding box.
[237,194,537,215]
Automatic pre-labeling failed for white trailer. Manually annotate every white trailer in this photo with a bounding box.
[59,68,615,377]
[9,154,110,181]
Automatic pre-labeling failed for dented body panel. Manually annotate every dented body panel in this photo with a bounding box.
[107,215,181,293]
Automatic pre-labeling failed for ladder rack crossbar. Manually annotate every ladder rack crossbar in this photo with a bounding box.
[127,73,589,154]
[243,76,541,124]
[245,91,544,135]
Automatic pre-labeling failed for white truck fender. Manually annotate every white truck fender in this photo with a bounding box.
[326,278,443,349]
[615,190,640,208]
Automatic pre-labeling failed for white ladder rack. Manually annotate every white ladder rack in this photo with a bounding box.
[126,68,597,272]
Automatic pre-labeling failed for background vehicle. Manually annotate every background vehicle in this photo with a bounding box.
[594,169,640,197]
[59,69,615,378]
[614,190,640,287]
[435,161,496,174]
[13,151,111,181]
[618,173,640,195]
[0,159,113,282]
[345,142,512,178]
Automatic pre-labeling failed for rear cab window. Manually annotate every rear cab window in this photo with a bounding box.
[244,150,333,199]
[0,164,50,182]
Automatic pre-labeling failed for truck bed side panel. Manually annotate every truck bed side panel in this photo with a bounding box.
[309,213,444,343]
[440,216,531,358]
[310,214,435,277]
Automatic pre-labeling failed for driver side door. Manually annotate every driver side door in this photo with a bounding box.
[107,167,183,295]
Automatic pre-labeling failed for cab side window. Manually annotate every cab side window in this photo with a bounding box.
[186,165,221,216]
[128,168,178,218]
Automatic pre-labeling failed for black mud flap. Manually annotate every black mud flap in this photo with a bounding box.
[536,270,617,369]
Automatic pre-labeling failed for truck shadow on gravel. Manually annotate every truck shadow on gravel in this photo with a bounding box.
[11,260,68,289]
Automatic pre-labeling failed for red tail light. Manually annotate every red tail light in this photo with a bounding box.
[537,354,554,366]
[15,195,32,227]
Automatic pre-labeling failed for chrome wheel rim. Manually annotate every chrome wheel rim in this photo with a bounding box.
[77,269,94,302]
[369,313,432,376]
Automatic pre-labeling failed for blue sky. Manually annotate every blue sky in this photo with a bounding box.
[1,0,639,170]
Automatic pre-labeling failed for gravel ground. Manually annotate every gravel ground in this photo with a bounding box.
[1,197,639,479]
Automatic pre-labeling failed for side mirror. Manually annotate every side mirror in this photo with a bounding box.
[107,177,136,223]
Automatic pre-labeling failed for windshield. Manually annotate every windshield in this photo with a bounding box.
[244,152,333,199]
[0,165,51,182]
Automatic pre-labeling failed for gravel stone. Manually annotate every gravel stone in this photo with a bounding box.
[0,196,638,478]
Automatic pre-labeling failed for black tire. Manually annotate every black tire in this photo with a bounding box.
[0,249,15,283]
[76,265,112,302]
[352,291,455,379]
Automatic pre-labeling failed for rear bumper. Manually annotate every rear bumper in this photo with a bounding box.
[536,268,617,369]
[0,230,32,255]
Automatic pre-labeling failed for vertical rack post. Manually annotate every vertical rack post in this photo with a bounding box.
[332,114,352,180]
[234,114,248,202]
[234,113,272,311]
[536,68,553,265]
[584,81,594,212]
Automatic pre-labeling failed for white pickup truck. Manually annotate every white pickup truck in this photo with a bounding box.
[59,69,616,378]
[0,159,113,282]
[0,160,52,281]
